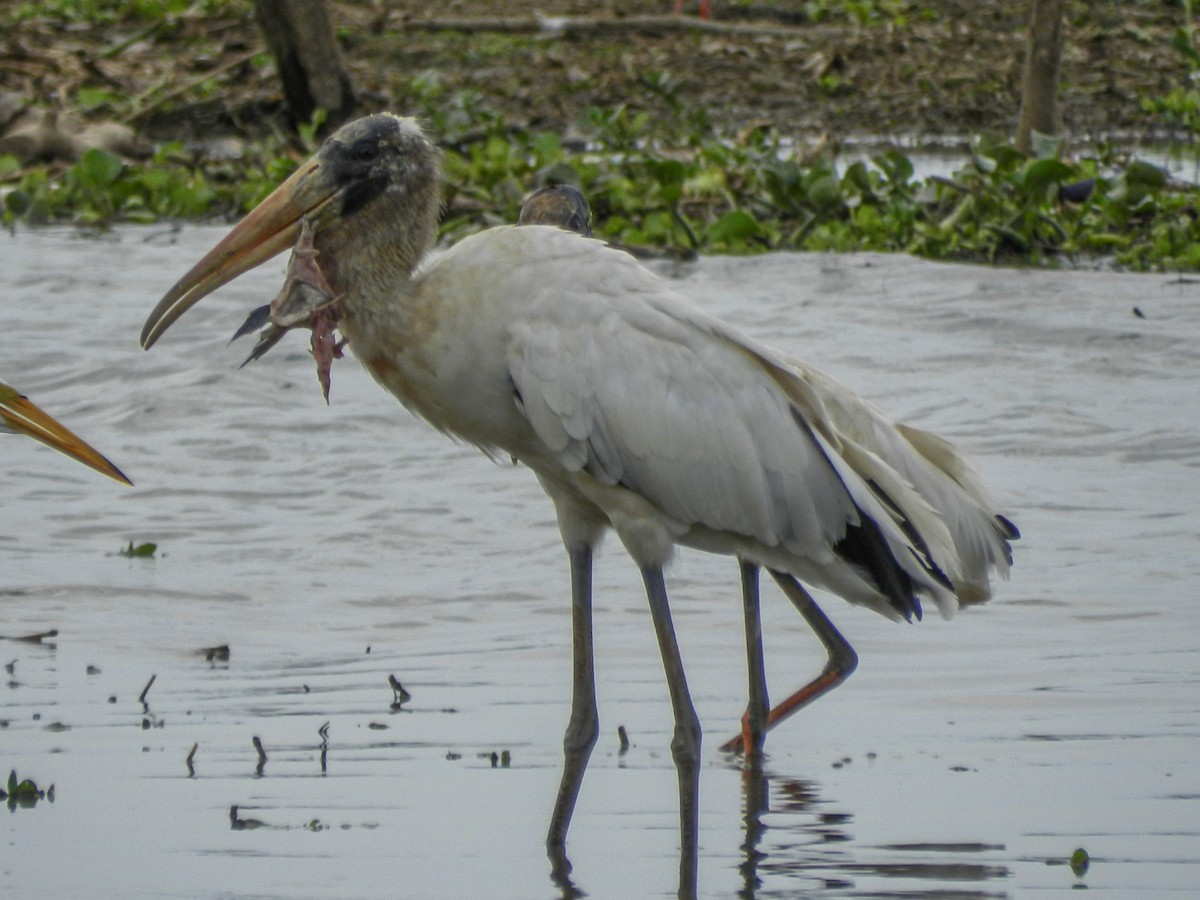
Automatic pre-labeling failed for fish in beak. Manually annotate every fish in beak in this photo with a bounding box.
[140,156,342,351]
[1,382,131,485]
[141,157,346,400]
[236,218,345,401]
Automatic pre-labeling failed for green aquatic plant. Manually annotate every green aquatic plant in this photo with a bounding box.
[1,770,53,810]
[120,541,157,558]
[3,86,1198,270]
[1070,847,1090,877]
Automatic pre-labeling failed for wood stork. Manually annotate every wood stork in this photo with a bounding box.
[140,113,1017,881]
[1,380,130,484]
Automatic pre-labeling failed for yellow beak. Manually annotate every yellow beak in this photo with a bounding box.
[1,382,132,485]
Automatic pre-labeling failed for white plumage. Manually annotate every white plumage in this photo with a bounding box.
[356,223,1009,617]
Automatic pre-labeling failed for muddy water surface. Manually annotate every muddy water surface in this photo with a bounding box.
[3,228,1198,898]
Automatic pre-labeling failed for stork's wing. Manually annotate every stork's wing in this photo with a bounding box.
[505,267,958,617]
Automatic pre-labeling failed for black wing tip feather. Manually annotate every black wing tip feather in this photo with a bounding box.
[788,407,930,622]
[834,516,922,623]
[996,514,1020,540]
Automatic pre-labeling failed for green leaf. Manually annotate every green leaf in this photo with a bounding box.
[4,189,31,217]
[1020,158,1074,197]
[706,210,762,244]
[120,541,158,558]
[1169,26,1200,64]
[1030,129,1063,161]
[1124,159,1167,189]
[77,148,124,187]
[76,86,122,111]
[806,174,842,210]
[874,148,914,184]
[531,131,563,166]
[1070,847,1090,877]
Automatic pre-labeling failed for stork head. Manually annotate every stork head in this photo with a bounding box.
[517,184,593,238]
[140,114,441,349]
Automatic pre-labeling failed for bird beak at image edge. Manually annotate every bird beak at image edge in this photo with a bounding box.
[140,156,340,350]
[0,385,132,485]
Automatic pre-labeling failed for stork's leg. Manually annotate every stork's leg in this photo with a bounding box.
[547,542,599,886]
[735,560,769,760]
[641,566,700,898]
[720,571,858,753]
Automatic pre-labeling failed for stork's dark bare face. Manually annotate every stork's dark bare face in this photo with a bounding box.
[140,114,439,350]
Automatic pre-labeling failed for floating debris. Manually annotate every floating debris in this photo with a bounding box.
[229,805,267,831]
[200,644,230,662]
[618,725,630,753]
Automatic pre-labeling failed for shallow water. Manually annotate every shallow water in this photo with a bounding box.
[2,228,1198,898]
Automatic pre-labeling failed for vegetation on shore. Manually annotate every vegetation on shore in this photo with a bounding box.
[2,0,1199,270]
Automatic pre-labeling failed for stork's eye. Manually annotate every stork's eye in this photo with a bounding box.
[350,140,380,164]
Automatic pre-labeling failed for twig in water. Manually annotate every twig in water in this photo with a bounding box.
[318,722,330,774]
[186,742,198,777]
[1,629,59,645]
[139,674,156,709]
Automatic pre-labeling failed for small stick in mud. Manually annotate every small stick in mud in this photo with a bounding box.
[388,674,412,709]
[252,736,267,775]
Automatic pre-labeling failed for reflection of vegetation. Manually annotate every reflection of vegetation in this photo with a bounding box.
[1,769,53,810]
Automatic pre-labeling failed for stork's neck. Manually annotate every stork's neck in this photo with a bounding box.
[318,200,435,308]
[315,195,442,383]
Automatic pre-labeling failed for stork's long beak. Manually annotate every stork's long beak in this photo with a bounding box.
[1,384,132,485]
[140,157,340,349]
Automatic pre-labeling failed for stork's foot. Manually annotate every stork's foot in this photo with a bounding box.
[719,710,759,756]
